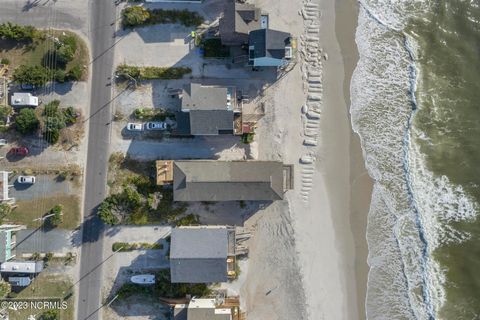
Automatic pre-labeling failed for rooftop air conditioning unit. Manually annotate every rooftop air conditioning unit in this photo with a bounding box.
[285,46,293,59]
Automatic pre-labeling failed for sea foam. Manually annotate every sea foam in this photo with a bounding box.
[351,0,478,318]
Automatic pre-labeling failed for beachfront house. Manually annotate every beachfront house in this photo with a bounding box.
[169,160,294,201]
[0,225,26,263]
[174,297,235,320]
[169,226,236,283]
[248,29,293,67]
[10,92,38,108]
[219,1,262,46]
[178,83,242,136]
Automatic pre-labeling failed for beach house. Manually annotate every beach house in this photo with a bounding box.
[0,225,26,263]
[174,298,235,320]
[178,83,242,136]
[248,29,293,67]
[169,226,236,283]
[169,160,294,201]
[219,1,262,46]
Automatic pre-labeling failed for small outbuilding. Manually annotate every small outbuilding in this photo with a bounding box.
[10,92,38,108]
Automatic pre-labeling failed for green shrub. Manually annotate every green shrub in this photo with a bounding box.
[39,309,59,320]
[122,6,150,27]
[116,64,191,80]
[241,132,255,144]
[13,65,50,86]
[0,281,11,298]
[63,106,78,125]
[98,200,119,225]
[117,283,152,299]
[0,22,37,41]
[15,108,39,134]
[155,269,210,298]
[175,214,200,226]
[0,57,10,65]
[54,69,66,83]
[202,38,230,58]
[112,242,163,252]
[122,7,203,28]
[67,64,83,81]
[49,204,63,226]
[44,252,54,262]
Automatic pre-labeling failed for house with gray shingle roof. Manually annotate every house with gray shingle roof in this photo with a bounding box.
[172,160,294,202]
[248,29,293,67]
[180,83,240,136]
[219,0,261,46]
[170,226,236,283]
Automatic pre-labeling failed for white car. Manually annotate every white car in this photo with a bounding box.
[17,176,36,184]
[145,122,167,130]
[127,123,143,131]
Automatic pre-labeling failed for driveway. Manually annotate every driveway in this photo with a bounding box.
[10,175,74,201]
[112,135,251,161]
[15,228,77,255]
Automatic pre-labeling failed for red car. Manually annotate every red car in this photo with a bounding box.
[9,147,29,156]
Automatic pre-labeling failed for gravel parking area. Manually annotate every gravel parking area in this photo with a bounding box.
[102,226,172,319]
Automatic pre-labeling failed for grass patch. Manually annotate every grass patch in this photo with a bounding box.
[116,64,191,81]
[112,242,163,252]
[7,273,74,320]
[122,6,204,28]
[201,38,230,58]
[8,195,80,229]
[0,29,88,82]
[101,153,188,225]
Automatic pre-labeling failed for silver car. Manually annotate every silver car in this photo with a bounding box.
[126,123,143,131]
[17,176,36,184]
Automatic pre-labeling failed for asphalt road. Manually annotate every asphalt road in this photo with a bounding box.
[77,0,116,319]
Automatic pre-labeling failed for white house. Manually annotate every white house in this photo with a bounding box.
[10,92,38,107]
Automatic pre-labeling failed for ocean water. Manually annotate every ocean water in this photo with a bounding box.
[350,0,480,319]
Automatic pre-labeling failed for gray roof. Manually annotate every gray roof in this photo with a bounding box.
[249,29,291,60]
[188,308,231,320]
[182,84,228,111]
[220,0,261,45]
[173,161,285,201]
[170,228,228,283]
[189,110,233,135]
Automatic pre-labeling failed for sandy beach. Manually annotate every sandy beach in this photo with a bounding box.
[240,0,372,319]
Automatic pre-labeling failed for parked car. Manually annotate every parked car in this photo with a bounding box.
[20,84,36,91]
[145,122,167,130]
[8,147,29,156]
[17,176,36,184]
[126,123,143,131]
